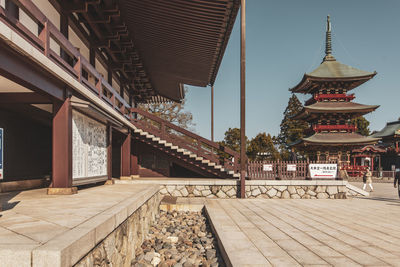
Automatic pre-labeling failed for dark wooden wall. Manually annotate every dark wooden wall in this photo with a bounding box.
[0,108,51,181]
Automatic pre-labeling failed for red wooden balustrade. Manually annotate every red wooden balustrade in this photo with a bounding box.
[131,108,240,173]
[0,0,131,118]
[305,93,355,105]
[313,124,356,132]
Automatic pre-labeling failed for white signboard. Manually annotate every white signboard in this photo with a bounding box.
[72,111,107,180]
[263,164,273,171]
[287,164,296,172]
[309,164,337,179]
[0,128,3,179]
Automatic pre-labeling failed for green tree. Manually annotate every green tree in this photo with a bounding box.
[352,116,370,136]
[277,94,309,158]
[220,127,247,153]
[247,133,281,161]
[138,91,195,131]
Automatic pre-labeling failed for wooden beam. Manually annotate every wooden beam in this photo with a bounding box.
[0,92,52,104]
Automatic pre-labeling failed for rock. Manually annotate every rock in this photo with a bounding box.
[297,188,305,197]
[172,190,183,197]
[274,186,287,192]
[315,186,326,193]
[206,249,216,260]
[259,186,267,194]
[210,186,221,195]
[201,190,212,197]
[302,194,311,199]
[144,252,155,262]
[186,186,195,194]
[166,185,176,194]
[216,190,227,198]
[159,187,168,194]
[226,188,236,197]
[291,194,300,199]
[173,263,183,267]
[251,188,261,197]
[281,190,290,199]
[316,192,329,199]
[326,186,338,195]
[180,187,189,197]
[167,236,179,243]
[267,188,277,198]
[151,256,161,266]
[287,186,296,194]
[307,190,316,196]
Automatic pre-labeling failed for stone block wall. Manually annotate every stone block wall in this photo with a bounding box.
[159,185,238,198]
[245,185,347,199]
[74,193,161,267]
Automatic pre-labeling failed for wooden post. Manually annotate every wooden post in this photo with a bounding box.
[49,97,76,194]
[5,0,19,20]
[130,140,139,176]
[107,124,112,180]
[239,0,246,198]
[211,85,214,142]
[121,131,131,177]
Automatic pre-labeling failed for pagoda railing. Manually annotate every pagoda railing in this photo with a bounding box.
[305,93,355,105]
[313,124,356,133]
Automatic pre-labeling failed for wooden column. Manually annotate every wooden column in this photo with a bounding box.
[130,140,139,176]
[239,0,246,198]
[5,0,19,19]
[49,97,76,194]
[211,85,214,142]
[121,131,131,177]
[107,124,112,181]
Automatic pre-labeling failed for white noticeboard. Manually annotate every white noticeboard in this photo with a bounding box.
[309,164,337,179]
[72,111,107,180]
[287,164,296,172]
[263,164,273,171]
[0,128,3,179]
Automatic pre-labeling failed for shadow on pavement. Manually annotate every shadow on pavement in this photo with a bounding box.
[0,191,21,212]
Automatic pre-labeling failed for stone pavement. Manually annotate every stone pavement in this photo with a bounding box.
[0,184,159,267]
[351,181,399,201]
[206,198,400,266]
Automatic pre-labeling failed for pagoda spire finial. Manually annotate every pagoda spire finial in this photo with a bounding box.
[323,15,336,62]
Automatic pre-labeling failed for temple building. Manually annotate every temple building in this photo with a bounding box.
[290,16,380,164]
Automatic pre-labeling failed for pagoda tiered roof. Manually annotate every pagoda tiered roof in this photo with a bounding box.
[296,132,380,147]
[290,61,376,94]
[292,102,379,120]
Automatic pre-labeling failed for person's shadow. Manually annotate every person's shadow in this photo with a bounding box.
[0,191,21,215]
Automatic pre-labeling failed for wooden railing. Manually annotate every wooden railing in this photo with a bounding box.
[248,160,339,180]
[313,124,357,133]
[131,108,240,173]
[0,0,131,118]
[305,93,355,105]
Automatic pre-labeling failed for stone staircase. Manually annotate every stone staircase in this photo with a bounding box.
[130,108,240,179]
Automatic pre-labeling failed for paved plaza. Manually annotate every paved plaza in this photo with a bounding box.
[206,196,400,266]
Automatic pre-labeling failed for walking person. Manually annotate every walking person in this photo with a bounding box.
[395,168,400,198]
[362,167,373,192]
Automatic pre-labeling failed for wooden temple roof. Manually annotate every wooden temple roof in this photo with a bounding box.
[296,132,380,147]
[371,120,400,138]
[292,102,380,120]
[290,16,376,94]
[118,0,240,102]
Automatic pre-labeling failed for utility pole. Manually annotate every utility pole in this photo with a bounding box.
[240,0,246,198]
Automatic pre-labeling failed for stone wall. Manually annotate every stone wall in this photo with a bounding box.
[74,193,161,267]
[159,185,238,198]
[245,185,347,199]
[116,179,367,199]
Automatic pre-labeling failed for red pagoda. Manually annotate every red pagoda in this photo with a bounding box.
[290,16,380,164]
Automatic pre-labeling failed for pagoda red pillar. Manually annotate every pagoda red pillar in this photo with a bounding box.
[130,140,139,176]
[49,97,76,194]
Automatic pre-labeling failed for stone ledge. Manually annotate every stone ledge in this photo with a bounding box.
[31,185,159,267]
[246,180,347,186]
[115,178,239,186]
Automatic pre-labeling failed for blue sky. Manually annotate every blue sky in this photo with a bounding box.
[184,0,400,141]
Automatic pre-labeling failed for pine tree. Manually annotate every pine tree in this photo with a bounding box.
[277,94,309,158]
[247,133,281,161]
[351,116,370,136]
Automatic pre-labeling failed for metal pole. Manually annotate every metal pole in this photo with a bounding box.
[211,85,214,142]
[240,0,246,198]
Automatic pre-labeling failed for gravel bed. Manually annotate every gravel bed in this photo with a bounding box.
[132,210,224,267]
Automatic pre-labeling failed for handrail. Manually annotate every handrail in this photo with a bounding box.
[131,108,240,173]
[313,124,356,132]
[2,0,131,114]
